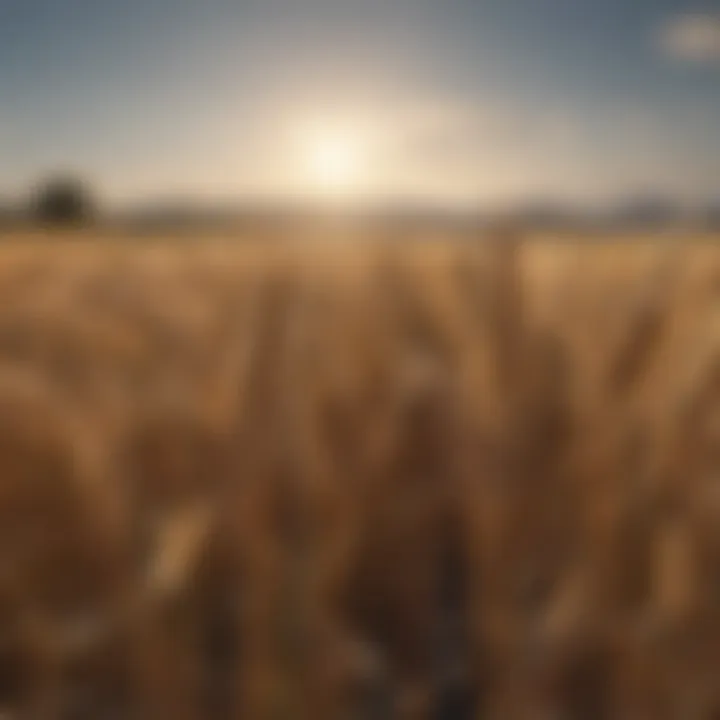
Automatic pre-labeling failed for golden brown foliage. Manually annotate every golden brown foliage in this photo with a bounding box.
[0,233,717,719]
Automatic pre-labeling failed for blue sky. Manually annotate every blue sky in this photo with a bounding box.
[0,0,718,206]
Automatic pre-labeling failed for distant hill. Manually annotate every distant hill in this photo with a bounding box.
[605,196,686,230]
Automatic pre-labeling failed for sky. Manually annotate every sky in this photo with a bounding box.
[0,0,719,207]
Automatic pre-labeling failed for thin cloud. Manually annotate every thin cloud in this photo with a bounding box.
[656,12,720,64]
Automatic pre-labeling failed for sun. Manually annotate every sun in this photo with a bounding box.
[297,124,369,199]
[308,138,359,189]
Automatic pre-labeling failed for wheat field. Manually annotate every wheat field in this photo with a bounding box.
[0,230,718,720]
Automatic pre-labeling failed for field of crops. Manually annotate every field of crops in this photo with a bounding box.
[0,231,718,719]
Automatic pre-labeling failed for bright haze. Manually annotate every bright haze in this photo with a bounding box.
[0,0,718,210]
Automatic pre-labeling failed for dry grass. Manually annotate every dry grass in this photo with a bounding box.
[0,229,718,719]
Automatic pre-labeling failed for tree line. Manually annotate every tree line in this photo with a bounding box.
[1,177,96,227]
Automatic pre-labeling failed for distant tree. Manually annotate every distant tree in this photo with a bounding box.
[31,177,96,226]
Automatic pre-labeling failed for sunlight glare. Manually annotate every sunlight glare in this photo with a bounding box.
[297,124,369,200]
